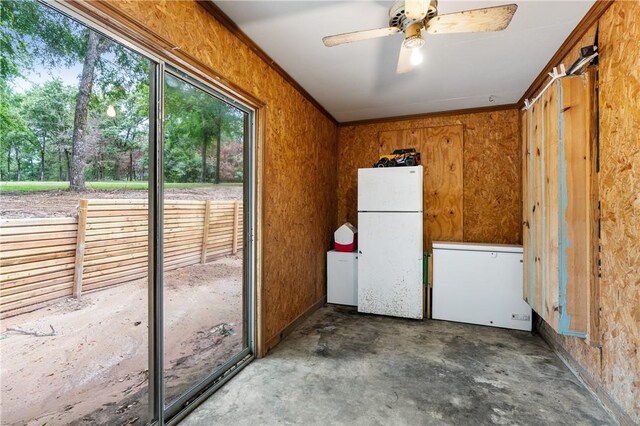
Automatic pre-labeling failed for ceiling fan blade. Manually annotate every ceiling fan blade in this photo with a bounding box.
[425,4,518,34]
[405,0,429,21]
[396,45,415,74]
[322,27,401,47]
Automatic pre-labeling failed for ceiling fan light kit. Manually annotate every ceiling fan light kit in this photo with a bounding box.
[322,0,518,74]
[410,49,424,66]
[402,22,425,49]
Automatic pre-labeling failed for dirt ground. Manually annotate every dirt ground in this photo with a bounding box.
[0,254,244,426]
[0,186,243,219]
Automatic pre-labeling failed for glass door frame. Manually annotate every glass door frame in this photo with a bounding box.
[159,66,256,423]
[41,2,258,424]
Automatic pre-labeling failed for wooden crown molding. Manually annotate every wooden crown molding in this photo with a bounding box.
[518,0,614,106]
[338,103,519,127]
[198,1,338,126]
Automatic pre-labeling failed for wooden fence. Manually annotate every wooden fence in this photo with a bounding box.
[0,199,243,318]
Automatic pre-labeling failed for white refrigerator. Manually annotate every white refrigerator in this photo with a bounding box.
[357,166,424,319]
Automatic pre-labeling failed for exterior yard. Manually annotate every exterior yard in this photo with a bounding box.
[0,254,243,425]
[0,185,243,218]
[0,181,242,193]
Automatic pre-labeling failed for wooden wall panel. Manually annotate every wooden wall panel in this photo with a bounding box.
[543,85,560,328]
[422,126,464,249]
[96,0,339,351]
[521,110,531,305]
[533,24,604,403]
[531,101,544,316]
[596,1,640,420]
[530,2,639,422]
[463,114,521,244]
[338,108,521,246]
[587,68,601,348]
[379,126,463,249]
[561,76,592,334]
[523,75,593,336]
[378,128,422,159]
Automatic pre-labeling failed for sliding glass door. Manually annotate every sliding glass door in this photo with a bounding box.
[0,2,254,424]
[161,70,253,416]
[0,3,153,424]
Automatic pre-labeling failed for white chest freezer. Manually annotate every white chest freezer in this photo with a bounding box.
[327,251,358,306]
[432,242,532,331]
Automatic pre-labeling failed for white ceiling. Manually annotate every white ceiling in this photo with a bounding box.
[214,1,595,122]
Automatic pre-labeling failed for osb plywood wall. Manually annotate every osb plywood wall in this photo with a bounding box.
[421,125,464,248]
[99,1,338,349]
[538,1,640,421]
[337,109,521,245]
[379,126,464,249]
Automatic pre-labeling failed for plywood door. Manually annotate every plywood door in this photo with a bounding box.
[422,126,464,250]
[522,73,595,337]
[378,125,464,251]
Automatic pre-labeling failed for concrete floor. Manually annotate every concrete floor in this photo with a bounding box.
[182,305,614,426]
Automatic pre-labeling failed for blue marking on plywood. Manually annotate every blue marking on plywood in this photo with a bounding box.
[557,81,573,334]
[561,329,587,338]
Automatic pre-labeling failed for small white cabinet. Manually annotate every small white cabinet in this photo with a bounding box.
[327,251,358,306]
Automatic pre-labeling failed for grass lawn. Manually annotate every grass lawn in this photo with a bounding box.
[0,181,242,193]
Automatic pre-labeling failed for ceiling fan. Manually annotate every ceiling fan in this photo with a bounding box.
[322,0,518,74]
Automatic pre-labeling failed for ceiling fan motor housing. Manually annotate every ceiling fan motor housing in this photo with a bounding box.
[404,23,425,48]
[389,0,438,30]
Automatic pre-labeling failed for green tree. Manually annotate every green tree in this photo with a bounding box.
[68,30,109,190]
[163,123,202,183]
[0,88,32,180]
[21,80,74,181]
[164,74,245,183]
[0,1,81,86]
[217,108,245,183]
[1,0,149,189]
[97,83,149,181]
